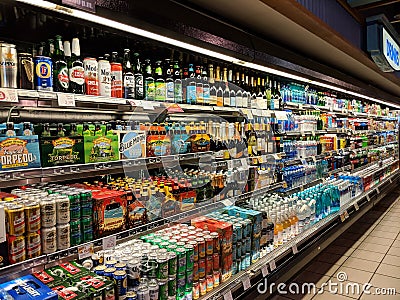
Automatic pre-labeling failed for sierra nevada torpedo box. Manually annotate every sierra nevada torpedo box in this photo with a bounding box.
[0,136,41,170]
[40,136,84,167]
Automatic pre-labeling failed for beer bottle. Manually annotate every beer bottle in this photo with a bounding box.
[47,39,55,59]
[209,64,217,106]
[144,59,155,101]
[187,63,196,104]
[154,60,166,101]
[64,41,71,65]
[165,58,174,103]
[69,38,85,94]
[133,52,144,99]
[173,60,182,103]
[53,35,69,93]
[195,64,203,105]
[202,60,210,105]
[122,49,135,99]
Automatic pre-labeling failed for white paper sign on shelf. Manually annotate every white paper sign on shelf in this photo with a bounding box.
[18,89,39,98]
[261,265,269,277]
[292,244,299,254]
[142,101,155,110]
[221,199,233,207]
[223,291,233,300]
[274,111,288,120]
[57,93,76,107]
[243,275,251,290]
[128,100,143,107]
[0,88,18,103]
[78,243,94,259]
[301,159,308,165]
[354,203,360,211]
[38,91,57,99]
[269,260,277,271]
[102,235,117,250]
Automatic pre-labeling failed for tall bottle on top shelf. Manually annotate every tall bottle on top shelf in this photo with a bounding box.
[133,52,144,100]
[144,59,155,101]
[187,63,196,104]
[53,35,69,93]
[122,49,135,99]
[202,60,210,106]
[165,59,174,103]
[223,67,230,107]
[209,64,217,107]
[195,63,203,105]
[173,60,182,103]
[69,38,85,94]
[216,66,223,107]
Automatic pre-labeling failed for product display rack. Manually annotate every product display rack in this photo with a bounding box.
[0,1,400,300]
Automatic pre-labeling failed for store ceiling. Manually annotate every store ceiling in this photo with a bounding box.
[183,0,400,101]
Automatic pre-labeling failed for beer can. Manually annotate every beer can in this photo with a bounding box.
[186,269,193,290]
[184,244,194,271]
[198,259,205,279]
[83,228,93,242]
[111,62,123,98]
[167,276,176,297]
[104,281,116,300]
[98,59,111,97]
[56,196,70,224]
[81,216,92,230]
[114,270,127,299]
[106,260,117,268]
[81,203,92,217]
[206,275,213,292]
[115,263,127,271]
[104,267,116,280]
[205,255,213,276]
[93,265,107,276]
[176,247,186,274]
[41,226,57,254]
[204,235,213,256]
[193,262,199,282]
[18,53,34,89]
[0,43,18,88]
[212,253,220,271]
[5,204,25,236]
[147,253,158,278]
[159,241,169,249]
[196,238,205,259]
[26,231,42,259]
[84,57,99,96]
[156,253,169,281]
[8,235,26,264]
[148,279,159,300]
[176,272,186,297]
[40,198,56,228]
[24,201,41,232]
[56,223,70,250]
[199,278,206,296]
[126,292,137,300]
[127,259,140,288]
[188,240,198,263]
[168,251,177,276]
[70,205,81,220]
[213,271,220,287]
[192,282,199,300]
[34,56,52,91]
[210,232,220,253]
[158,281,168,300]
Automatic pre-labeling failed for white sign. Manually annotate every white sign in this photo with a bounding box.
[102,235,117,250]
[57,93,76,107]
[0,88,18,103]
[382,27,400,71]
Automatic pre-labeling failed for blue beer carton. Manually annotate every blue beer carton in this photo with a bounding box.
[0,135,41,170]
[0,275,58,300]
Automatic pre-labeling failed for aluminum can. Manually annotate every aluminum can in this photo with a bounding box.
[158,281,167,300]
[8,235,26,263]
[41,226,57,254]
[5,204,25,236]
[113,270,127,299]
[98,59,111,97]
[204,235,213,256]
[18,53,34,89]
[104,267,116,280]
[205,255,213,276]
[176,272,185,298]
[148,279,159,300]
[126,292,137,300]
[24,201,41,232]
[84,57,99,95]
[111,62,123,98]
[40,198,56,227]
[34,56,52,90]
[56,196,70,224]
[199,278,206,296]
[157,253,169,281]
[56,223,70,250]
[206,274,213,292]
[192,282,199,300]
[176,247,187,274]
[196,238,205,259]
[0,43,17,88]
[168,251,177,276]
[26,231,42,258]
[167,276,176,297]
[93,265,107,276]
[184,244,194,270]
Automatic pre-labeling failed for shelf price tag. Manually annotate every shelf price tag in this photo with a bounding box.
[366,194,371,202]
[269,260,277,271]
[243,275,251,290]
[222,199,233,207]
[340,212,346,222]
[57,93,76,107]
[128,100,143,107]
[102,235,117,250]
[376,187,380,194]
[354,203,360,211]
[261,265,269,277]
[78,243,94,260]
[301,159,308,165]
[292,244,299,254]
[223,291,233,300]
[0,88,18,103]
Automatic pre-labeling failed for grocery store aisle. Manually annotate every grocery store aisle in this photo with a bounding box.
[270,191,400,300]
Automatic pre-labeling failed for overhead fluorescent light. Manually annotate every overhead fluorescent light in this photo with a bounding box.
[16,0,400,109]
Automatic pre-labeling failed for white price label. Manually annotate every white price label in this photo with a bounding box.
[78,243,94,260]
[57,93,76,107]
[18,90,39,98]
[222,199,233,207]
[301,159,308,165]
[292,244,299,254]
[102,235,117,250]
[0,88,18,103]
[376,187,380,194]
[261,265,269,277]
[389,178,393,183]
[330,106,333,112]
[223,291,233,300]
[269,260,277,271]
[298,103,303,110]
[243,275,251,290]
[340,213,346,222]
[366,194,371,201]
[241,158,248,166]
[354,203,360,211]
[142,101,155,110]
[38,91,57,99]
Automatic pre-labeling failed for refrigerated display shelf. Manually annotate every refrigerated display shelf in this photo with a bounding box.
[0,151,213,188]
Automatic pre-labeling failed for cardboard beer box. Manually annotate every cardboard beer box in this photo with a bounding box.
[84,135,119,163]
[117,130,146,160]
[52,284,88,300]
[0,136,41,170]
[0,275,58,300]
[40,136,84,167]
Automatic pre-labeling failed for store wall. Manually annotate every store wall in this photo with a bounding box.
[296,0,363,49]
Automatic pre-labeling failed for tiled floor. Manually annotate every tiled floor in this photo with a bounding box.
[270,192,400,300]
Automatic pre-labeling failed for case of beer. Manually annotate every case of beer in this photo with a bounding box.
[191,217,233,282]
[116,130,146,160]
[0,275,58,300]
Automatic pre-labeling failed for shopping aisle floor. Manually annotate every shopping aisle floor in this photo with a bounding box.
[270,191,400,300]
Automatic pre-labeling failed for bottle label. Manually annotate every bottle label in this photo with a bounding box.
[99,67,111,97]
[174,80,182,103]
[166,81,174,100]
[155,81,166,101]
[196,84,203,103]
[145,79,155,100]
[187,85,196,104]
[111,70,123,98]
[124,74,135,99]
[236,96,242,108]
[57,66,69,89]
[69,66,85,85]
[230,96,236,107]
[203,86,210,104]
[135,74,143,99]
[224,96,230,107]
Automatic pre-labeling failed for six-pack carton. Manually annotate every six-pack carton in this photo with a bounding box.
[0,275,58,300]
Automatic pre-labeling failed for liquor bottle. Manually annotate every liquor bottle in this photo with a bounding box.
[277,82,283,110]
[209,64,217,106]
[223,68,230,107]
[256,77,263,108]
[234,122,244,158]
[69,38,85,94]
[228,123,236,158]
[247,121,257,157]
[216,66,223,107]
[187,63,196,104]
[53,35,69,93]
[122,49,135,99]
[165,59,174,103]
[182,66,189,104]
[195,64,203,105]
[133,52,144,100]
[214,123,224,159]
[266,77,272,109]
[173,60,182,103]
[272,80,281,110]
[235,72,243,108]
[104,53,110,61]
[154,60,165,101]
[144,59,155,101]
[229,71,236,107]
[202,61,210,106]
